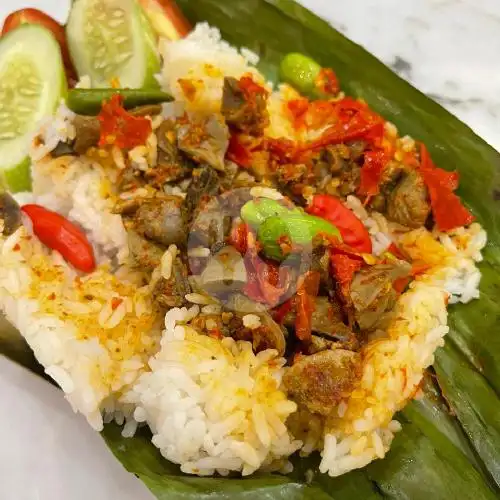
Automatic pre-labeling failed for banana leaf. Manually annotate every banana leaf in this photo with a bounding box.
[447,261,500,393]
[1,0,500,498]
[102,386,498,500]
[435,342,500,488]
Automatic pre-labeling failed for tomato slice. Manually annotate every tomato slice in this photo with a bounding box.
[138,0,191,40]
[307,194,372,254]
[1,9,76,83]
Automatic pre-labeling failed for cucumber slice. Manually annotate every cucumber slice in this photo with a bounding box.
[0,25,67,192]
[67,0,161,88]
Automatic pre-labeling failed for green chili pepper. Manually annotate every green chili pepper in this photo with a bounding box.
[241,198,301,229]
[67,88,173,115]
[280,52,322,95]
[257,213,341,261]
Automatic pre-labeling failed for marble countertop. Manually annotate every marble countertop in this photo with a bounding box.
[0,0,499,499]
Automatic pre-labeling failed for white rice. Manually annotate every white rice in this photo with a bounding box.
[242,314,262,330]
[185,293,217,305]
[126,307,301,476]
[250,187,284,200]
[30,101,76,161]
[0,227,161,430]
[160,245,178,281]
[188,246,211,258]
[158,23,266,114]
[22,153,129,264]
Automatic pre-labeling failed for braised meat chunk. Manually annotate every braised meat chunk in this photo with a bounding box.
[134,196,187,247]
[221,76,270,135]
[184,166,220,218]
[386,169,431,228]
[283,349,362,416]
[152,257,191,308]
[51,115,101,157]
[283,296,357,349]
[177,114,229,171]
[127,229,165,271]
[350,263,411,331]
[0,193,21,236]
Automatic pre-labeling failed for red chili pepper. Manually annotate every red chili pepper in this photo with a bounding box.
[330,253,363,298]
[233,227,289,307]
[228,222,249,254]
[137,0,191,40]
[393,277,410,294]
[315,68,340,96]
[297,98,385,152]
[307,194,372,253]
[393,262,430,294]
[272,299,294,324]
[22,205,96,273]
[387,242,406,260]
[287,98,310,129]
[239,75,269,99]
[244,257,288,307]
[418,144,475,232]
[98,94,152,150]
[358,149,391,198]
[227,134,252,168]
[295,271,320,342]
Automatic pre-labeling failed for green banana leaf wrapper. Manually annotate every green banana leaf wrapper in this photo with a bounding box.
[2,0,500,498]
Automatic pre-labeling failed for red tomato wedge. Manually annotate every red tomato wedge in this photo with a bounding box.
[138,0,191,40]
[1,9,77,83]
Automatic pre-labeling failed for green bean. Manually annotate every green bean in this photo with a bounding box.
[240,198,301,229]
[67,89,173,115]
[280,52,322,95]
[257,213,341,261]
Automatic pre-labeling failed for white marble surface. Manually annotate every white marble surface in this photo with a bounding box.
[0,0,499,499]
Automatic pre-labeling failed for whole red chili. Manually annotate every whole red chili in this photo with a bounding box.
[22,204,96,273]
[307,194,372,253]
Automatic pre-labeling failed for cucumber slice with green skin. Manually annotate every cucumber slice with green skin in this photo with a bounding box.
[67,0,161,89]
[0,25,67,192]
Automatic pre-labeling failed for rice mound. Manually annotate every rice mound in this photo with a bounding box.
[0,225,162,430]
[126,306,302,476]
